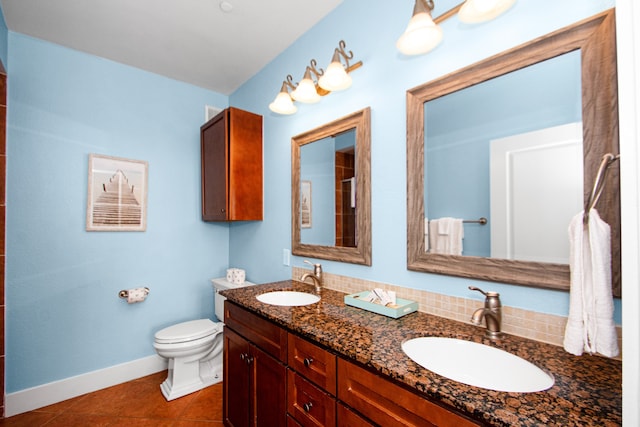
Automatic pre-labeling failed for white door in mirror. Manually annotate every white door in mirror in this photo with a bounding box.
[402,337,554,393]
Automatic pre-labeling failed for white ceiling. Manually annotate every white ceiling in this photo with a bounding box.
[0,0,343,95]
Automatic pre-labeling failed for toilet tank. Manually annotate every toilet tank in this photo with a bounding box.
[211,277,256,321]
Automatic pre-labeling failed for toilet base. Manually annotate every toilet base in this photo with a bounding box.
[160,357,223,401]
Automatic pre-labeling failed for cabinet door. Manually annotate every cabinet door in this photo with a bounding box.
[200,107,263,222]
[201,111,228,221]
[224,327,252,427]
[254,345,287,427]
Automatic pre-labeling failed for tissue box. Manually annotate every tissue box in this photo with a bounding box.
[344,291,418,319]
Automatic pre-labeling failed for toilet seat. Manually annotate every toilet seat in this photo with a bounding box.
[154,319,221,345]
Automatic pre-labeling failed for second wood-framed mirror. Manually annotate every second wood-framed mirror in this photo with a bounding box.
[407,9,620,295]
[292,107,372,265]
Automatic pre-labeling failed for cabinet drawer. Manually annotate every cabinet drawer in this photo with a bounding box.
[337,358,481,427]
[287,369,336,427]
[224,301,288,362]
[288,334,337,395]
[337,403,375,427]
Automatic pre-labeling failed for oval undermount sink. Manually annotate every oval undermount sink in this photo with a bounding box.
[256,291,320,306]
[402,337,554,393]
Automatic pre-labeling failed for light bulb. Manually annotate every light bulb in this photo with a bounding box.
[318,58,352,92]
[291,69,321,104]
[396,11,443,55]
[458,0,516,23]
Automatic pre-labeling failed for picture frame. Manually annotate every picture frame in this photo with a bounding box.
[301,180,312,228]
[86,154,148,231]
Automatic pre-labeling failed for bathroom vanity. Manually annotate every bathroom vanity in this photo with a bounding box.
[221,281,622,426]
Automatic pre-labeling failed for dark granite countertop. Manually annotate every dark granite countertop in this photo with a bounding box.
[220,280,622,427]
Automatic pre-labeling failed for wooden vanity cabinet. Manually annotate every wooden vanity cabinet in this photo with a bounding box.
[201,107,263,222]
[223,301,480,427]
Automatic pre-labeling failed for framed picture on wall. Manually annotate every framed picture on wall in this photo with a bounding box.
[301,180,312,228]
[86,154,148,231]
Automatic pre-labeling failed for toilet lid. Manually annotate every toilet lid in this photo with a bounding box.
[154,319,221,344]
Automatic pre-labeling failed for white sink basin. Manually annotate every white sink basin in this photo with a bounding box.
[256,291,320,306]
[402,337,554,393]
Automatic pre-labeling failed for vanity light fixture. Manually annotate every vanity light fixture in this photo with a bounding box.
[268,75,297,115]
[269,40,362,115]
[318,40,363,92]
[397,0,517,55]
[396,0,443,55]
[291,60,325,104]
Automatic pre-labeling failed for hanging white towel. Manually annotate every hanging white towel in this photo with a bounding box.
[424,217,430,252]
[563,209,619,357]
[428,218,464,255]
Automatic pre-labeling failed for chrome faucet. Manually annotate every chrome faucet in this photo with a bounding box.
[469,286,502,340]
[300,260,323,292]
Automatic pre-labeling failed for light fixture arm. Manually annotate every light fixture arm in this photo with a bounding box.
[307,59,324,80]
[417,0,435,14]
[282,74,296,92]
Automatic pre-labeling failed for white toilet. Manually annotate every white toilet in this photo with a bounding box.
[153,277,255,400]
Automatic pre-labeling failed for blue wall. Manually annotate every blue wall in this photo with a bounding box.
[5,33,229,392]
[229,0,619,318]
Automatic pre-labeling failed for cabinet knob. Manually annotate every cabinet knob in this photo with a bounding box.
[221,208,226,213]
[303,357,313,368]
[303,402,313,412]
[240,353,253,364]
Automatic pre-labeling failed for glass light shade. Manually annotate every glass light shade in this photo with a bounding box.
[318,60,352,92]
[396,11,443,55]
[269,90,297,115]
[458,0,516,23]
[291,69,321,103]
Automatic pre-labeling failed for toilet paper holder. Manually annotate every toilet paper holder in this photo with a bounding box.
[119,287,150,299]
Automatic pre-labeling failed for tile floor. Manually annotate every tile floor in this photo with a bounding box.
[0,371,223,426]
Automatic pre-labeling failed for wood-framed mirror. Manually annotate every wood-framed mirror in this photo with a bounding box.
[407,9,620,296]
[292,107,372,265]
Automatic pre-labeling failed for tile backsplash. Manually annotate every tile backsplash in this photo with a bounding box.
[292,267,622,357]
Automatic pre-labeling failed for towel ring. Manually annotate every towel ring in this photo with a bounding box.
[584,153,619,223]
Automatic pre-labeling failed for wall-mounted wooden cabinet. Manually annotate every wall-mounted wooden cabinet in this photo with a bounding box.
[201,107,263,221]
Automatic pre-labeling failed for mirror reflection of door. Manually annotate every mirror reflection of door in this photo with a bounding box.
[490,123,583,263]
[300,129,356,247]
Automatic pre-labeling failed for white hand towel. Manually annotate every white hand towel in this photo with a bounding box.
[424,217,430,252]
[429,218,464,255]
[563,209,619,357]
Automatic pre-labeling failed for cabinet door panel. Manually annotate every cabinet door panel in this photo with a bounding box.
[254,345,287,426]
[201,112,228,221]
[224,327,252,427]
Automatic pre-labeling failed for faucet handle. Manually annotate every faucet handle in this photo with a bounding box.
[469,286,488,296]
[468,286,499,297]
[304,260,322,277]
[469,286,501,310]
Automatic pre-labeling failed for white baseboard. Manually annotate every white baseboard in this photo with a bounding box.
[5,355,168,417]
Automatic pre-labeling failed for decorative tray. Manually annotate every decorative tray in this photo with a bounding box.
[344,291,418,319]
